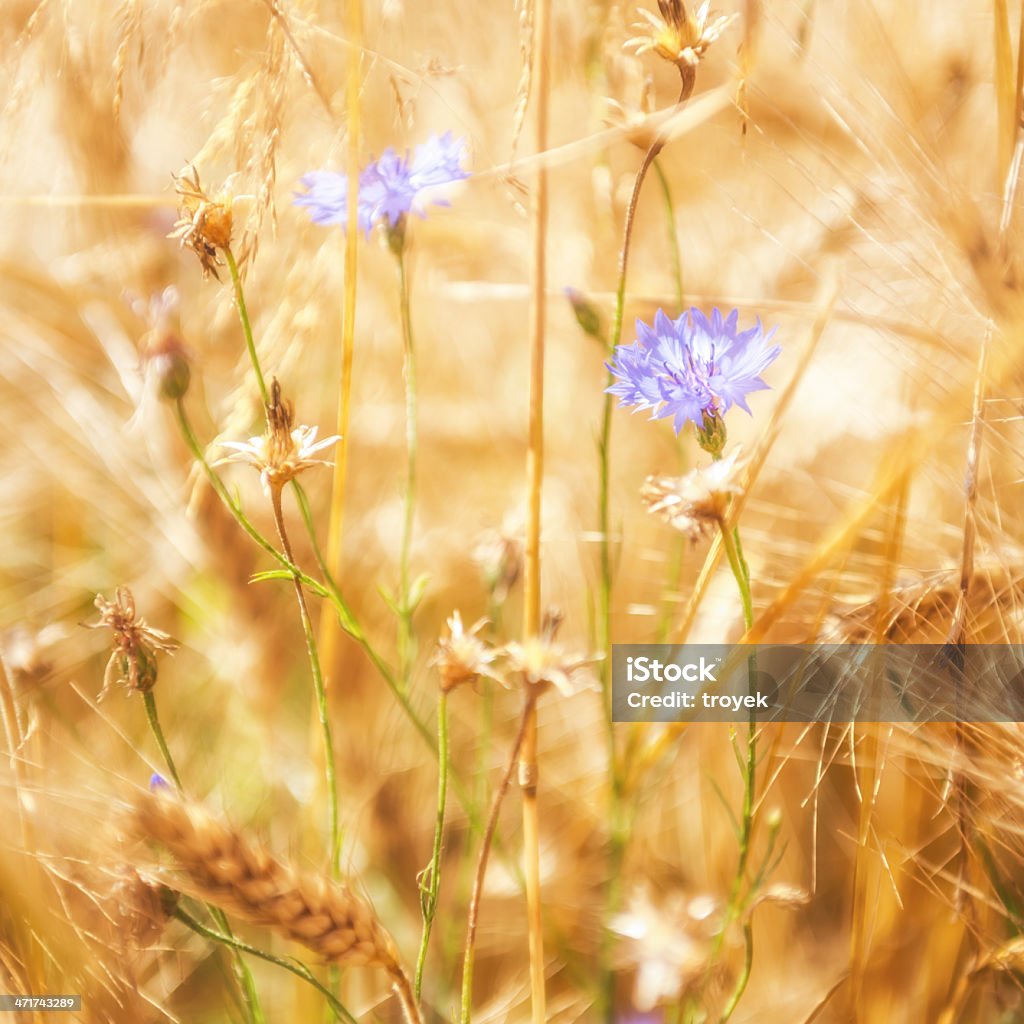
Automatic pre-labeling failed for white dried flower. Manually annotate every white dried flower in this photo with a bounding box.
[217,379,339,496]
[431,612,503,693]
[641,447,744,542]
[612,887,717,1010]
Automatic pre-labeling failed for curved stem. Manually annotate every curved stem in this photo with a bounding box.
[143,692,182,791]
[414,691,449,999]
[599,67,696,716]
[173,907,354,1024]
[461,697,536,1024]
[691,519,756,1023]
[598,70,696,1022]
[224,247,268,407]
[395,243,419,693]
[269,484,341,878]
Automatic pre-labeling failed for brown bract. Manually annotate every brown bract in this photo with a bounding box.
[626,0,736,70]
[169,165,235,279]
[87,587,177,697]
[217,380,340,496]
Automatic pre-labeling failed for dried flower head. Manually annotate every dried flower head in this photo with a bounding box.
[87,587,177,698]
[431,612,503,692]
[217,379,340,496]
[501,610,600,698]
[641,447,744,541]
[627,0,737,69]
[295,132,469,238]
[169,165,236,279]
[473,517,525,605]
[612,887,717,1010]
[606,307,780,436]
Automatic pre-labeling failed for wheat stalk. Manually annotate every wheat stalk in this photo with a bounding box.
[134,790,422,1024]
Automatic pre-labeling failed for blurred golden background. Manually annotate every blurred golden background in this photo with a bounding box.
[2,0,1024,1021]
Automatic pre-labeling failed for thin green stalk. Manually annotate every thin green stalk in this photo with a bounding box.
[224,247,269,407]
[290,482,435,752]
[269,484,340,878]
[395,243,419,694]
[142,692,263,1024]
[598,69,696,1024]
[173,907,355,1024]
[599,70,695,719]
[143,692,182,791]
[687,518,757,1024]
[414,691,449,999]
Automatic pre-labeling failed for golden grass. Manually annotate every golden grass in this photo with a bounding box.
[3,0,1024,1021]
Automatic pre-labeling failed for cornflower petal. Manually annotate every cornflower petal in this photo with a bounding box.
[296,133,469,235]
[605,307,781,435]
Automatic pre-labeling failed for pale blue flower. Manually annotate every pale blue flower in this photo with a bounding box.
[294,132,469,236]
[606,307,780,434]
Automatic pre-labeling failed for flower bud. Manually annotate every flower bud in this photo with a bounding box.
[144,333,192,401]
[696,410,727,458]
[564,287,604,342]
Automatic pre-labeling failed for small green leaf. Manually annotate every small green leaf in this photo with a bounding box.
[407,573,431,613]
[250,569,297,584]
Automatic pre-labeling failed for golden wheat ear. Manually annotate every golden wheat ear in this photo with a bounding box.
[132,789,422,1023]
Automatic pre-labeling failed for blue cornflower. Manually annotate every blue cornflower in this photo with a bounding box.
[606,307,780,435]
[294,132,469,237]
[149,772,170,791]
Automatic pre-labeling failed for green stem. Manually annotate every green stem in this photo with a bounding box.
[173,907,355,1024]
[395,243,419,694]
[269,484,341,878]
[143,691,182,791]
[142,693,264,1024]
[697,519,757,1024]
[414,691,449,1000]
[598,70,696,1024]
[290,482,435,752]
[224,247,269,407]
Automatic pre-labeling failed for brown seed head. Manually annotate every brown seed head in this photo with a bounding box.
[217,379,340,496]
[87,587,177,697]
[169,165,235,279]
